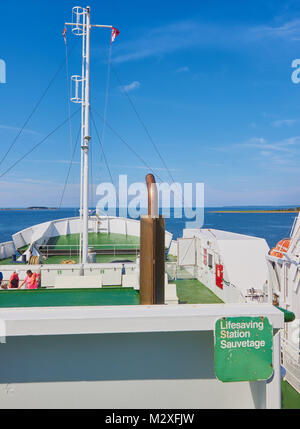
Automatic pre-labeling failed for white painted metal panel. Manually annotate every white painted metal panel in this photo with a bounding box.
[165,283,179,305]
[122,274,137,288]
[109,218,126,235]
[102,268,122,285]
[217,239,269,293]
[0,303,283,336]
[6,217,173,257]
[53,275,102,288]
[0,241,15,259]
[165,231,173,248]
[178,238,196,266]
[0,332,268,409]
[126,219,140,237]
[168,240,177,257]
[0,304,282,409]
[196,237,202,266]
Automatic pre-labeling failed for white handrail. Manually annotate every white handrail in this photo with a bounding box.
[281,336,300,355]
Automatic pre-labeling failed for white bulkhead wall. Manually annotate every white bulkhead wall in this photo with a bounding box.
[9,216,173,251]
[180,229,269,304]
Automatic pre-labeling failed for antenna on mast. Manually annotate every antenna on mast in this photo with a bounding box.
[65,6,114,265]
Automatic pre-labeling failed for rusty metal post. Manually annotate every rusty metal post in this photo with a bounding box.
[140,174,165,305]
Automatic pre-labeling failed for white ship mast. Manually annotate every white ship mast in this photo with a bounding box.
[65,6,113,264]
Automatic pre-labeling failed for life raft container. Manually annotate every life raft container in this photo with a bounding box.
[269,238,290,258]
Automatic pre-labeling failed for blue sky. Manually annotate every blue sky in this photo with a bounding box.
[1,0,300,207]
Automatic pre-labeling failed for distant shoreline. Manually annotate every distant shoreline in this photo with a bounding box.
[0,207,57,211]
[0,207,298,214]
[210,210,300,213]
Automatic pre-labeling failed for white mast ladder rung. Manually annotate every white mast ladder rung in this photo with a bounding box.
[71,75,85,104]
[71,7,87,36]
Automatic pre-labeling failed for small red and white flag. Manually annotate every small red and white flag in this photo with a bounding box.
[63,27,67,45]
[111,27,120,44]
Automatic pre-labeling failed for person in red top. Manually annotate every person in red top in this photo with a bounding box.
[9,271,19,289]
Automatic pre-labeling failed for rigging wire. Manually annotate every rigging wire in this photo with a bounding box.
[98,41,175,184]
[0,38,79,172]
[99,42,112,166]
[112,65,176,185]
[64,32,78,219]
[90,129,95,211]
[0,108,81,180]
[64,32,74,177]
[95,43,174,184]
[58,125,81,209]
[90,111,114,185]
[92,108,164,183]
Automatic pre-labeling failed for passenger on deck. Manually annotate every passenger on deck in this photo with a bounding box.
[0,271,3,288]
[36,269,41,288]
[9,271,19,289]
[18,270,38,289]
[0,283,7,290]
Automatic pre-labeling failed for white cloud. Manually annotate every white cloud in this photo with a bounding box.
[111,18,300,65]
[212,136,300,169]
[113,21,202,64]
[251,19,300,41]
[30,159,80,165]
[0,179,82,207]
[0,124,42,137]
[242,136,300,153]
[175,66,190,73]
[205,183,300,206]
[272,119,298,127]
[112,163,181,172]
[260,151,272,157]
[119,81,141,93]
[241,136,300,170]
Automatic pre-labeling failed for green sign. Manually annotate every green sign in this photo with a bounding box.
[214,316,273,382]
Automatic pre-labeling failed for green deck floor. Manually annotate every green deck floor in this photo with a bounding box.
[174,279,223,304]
[281,380,300,409]
[0,257,14,265]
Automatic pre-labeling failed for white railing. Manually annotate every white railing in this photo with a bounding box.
[281,336,300,362]
[39,244,140,260]
[281,335,300,393]
[290,216,298,238]
[11,216,173,250]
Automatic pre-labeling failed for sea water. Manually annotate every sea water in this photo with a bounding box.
[0,206,297,248]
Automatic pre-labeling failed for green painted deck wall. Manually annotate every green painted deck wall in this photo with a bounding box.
[0,254,138,265]
[0,288,140,308]
[47,232,140,249]
[42,254,137,264]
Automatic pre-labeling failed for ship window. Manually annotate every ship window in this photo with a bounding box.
[208,253,213,268]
